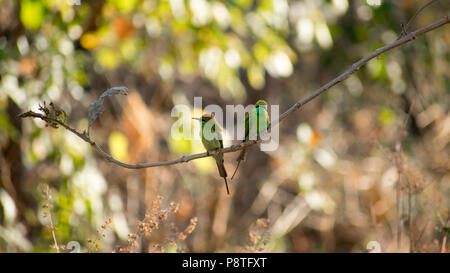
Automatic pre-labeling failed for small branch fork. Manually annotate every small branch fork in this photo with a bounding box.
[18,14,450,170]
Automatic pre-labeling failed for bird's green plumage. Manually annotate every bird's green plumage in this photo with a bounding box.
[232,100,269,179]
[243,101,270,142]
[195,114,229,194]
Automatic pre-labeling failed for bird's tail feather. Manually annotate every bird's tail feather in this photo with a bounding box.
[223,177,230,195]
[216,162,230,195]
[231,149,246,180]
[216,161,227,178]
[237,149,246,161]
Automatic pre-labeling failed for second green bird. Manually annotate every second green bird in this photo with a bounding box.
[231,100,270,180]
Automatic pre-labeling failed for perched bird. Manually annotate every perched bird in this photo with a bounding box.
[193,113,229,194]
[231,100,269,180]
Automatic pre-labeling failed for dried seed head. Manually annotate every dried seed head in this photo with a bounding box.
[170,202,180,213]
[178,233,187,240]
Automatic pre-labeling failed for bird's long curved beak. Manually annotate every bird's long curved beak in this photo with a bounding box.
[192,117,202,121]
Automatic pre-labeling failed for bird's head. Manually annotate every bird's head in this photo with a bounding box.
[192,113,215,124]
[255,100,268,109]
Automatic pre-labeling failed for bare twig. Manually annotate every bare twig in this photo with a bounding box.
[398,0,438,39]
[42,184,59,253]
[276,14,449,126]
[17,110,260,169]
[18,15,450,170]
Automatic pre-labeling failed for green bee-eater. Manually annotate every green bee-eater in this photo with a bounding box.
[193,113,229,195]
[231,100,270,180]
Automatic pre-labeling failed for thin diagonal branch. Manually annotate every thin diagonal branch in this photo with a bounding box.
[18,14,450,170]
[399,0,438,38]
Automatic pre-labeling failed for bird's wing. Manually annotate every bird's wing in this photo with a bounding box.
[244,111,250,141]
[261,107,270,130]
[212,119,224,149]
